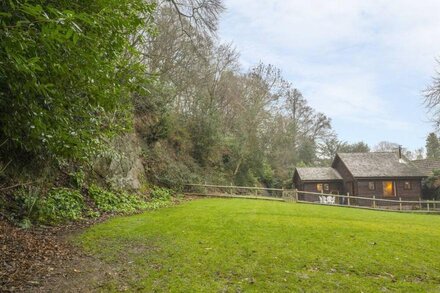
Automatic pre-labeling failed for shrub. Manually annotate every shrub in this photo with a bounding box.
[88,184,172,214]
[7,187,84,225]
[88,184,125,212]
[7,187,42,224]
[150,186,173,201]
[38,188,84,224]
[0,0,156,161]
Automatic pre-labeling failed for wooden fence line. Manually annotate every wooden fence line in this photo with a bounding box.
[296,200,440,213]
[185,183,284,192]
[297,190,440,204]
[184,192,285,202]
[184,184,440,213]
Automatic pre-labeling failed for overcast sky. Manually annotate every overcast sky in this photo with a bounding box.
[218,0,440,151]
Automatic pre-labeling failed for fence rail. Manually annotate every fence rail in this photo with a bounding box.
[184,183,288,201]
[184,184,440,213]
[297,190,440,213]
[185,183,284,192]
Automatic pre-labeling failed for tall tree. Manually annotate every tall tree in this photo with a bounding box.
[340,141,370,153]
[425,60,440,128]
[373,141,400,152]
[426,133,440,159]
[0,0,156,161]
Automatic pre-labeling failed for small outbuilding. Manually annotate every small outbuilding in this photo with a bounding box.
[293,167,342,201]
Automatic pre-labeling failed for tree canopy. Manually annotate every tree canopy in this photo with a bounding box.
[0,0,155,161]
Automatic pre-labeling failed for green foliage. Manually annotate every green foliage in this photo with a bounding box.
[89,184,133,213]
[189,113,221,167]
[2,183,175,227]
[38,188,84,224]
[8,187,84,225]
[70,169,86,189]
[0,0,156,161]
[298,139,317,165]
[422,169,440,200]
[142,144,202,189]
[426,133,440,159]
[88,184,171,214]
[150,186,173,200]
[259,161,275,187]
[6,186,41,224]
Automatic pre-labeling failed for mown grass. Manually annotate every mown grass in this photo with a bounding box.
[77,199,440,292]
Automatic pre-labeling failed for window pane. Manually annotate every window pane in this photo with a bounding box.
[383,181,394,197]
[317,184,323,192]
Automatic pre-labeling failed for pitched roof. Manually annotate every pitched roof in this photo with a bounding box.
[295,167,342,181]
[335,152,426,178]
[411,159,440,176]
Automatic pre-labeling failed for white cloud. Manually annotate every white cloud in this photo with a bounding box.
[218,0,440,147]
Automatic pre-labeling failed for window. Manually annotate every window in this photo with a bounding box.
[383,181,395,197]
[404,181,411,190]
[324,184,330,191]
[368,181,375,191]
[317,184,323,192]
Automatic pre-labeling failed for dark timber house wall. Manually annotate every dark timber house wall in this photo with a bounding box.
[293,151,427,206]
[293,167,343,201]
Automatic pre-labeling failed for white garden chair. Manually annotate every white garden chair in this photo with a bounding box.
[327,196,335,204]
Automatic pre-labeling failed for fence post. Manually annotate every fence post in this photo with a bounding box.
[255,185,258,196]
[281,188,285,200]
[427,200,430,212]
[434,199,436,210]
[373,195,376,209]
[229,183,233,195]
[294,189,298,202]
[399,197,402,211]
[347,192,350,206]
[419,196,422,210]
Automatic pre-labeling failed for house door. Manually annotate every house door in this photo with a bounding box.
[345,181,354,195]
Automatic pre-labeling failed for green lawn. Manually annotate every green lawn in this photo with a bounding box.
[77,199,440,292]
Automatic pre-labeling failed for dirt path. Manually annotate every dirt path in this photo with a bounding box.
[0,218,115,292]
[1,197,193,292]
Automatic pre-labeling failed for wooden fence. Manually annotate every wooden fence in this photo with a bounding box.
[184,183,290,201]
[184,184,440,213]
[296,190,440,213]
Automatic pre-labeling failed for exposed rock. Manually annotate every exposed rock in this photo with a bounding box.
[93,133,144,191]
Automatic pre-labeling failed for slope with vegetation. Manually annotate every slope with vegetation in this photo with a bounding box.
[2,0,440,221]
[0,0,369,225]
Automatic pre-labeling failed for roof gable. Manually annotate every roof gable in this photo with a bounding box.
[412,159,440,176]
[335,152,425,178]
[295,167,342,181]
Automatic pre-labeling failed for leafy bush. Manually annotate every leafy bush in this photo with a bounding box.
[0,0,156,161]
[142,143,202,190]
[88,184,172,214]
[38,188,84,224]
[88,185,125,212]
[422,169,440,200]
[70,169,86,189]
[9,187,85,225]
[150,186,173,200]
[5,187,42,224]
